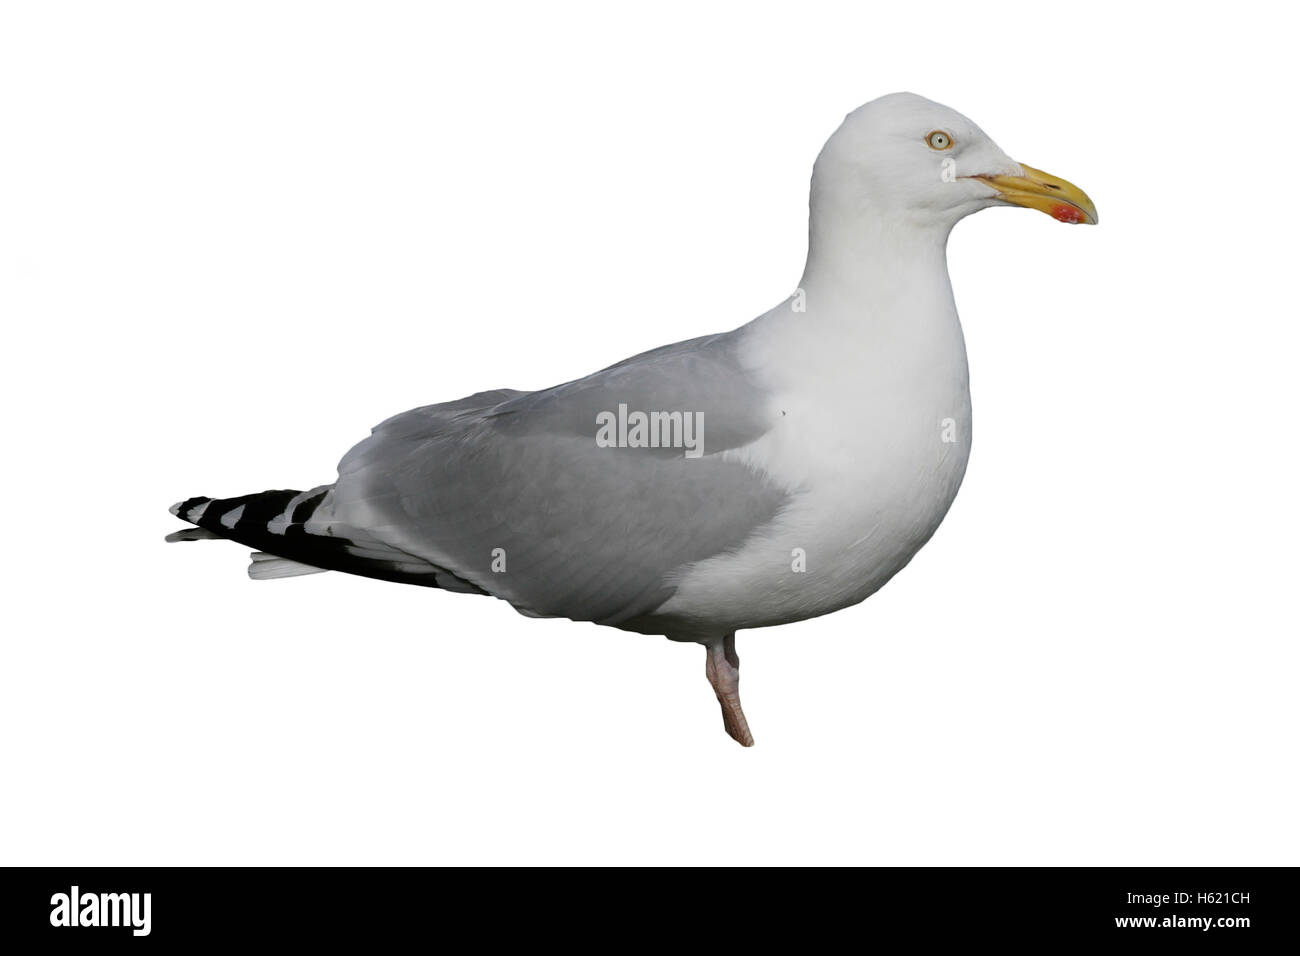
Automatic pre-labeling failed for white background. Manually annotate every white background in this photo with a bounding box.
[2,2,1296,866]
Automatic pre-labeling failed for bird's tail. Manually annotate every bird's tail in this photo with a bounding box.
[167,487,483,591]
[169,489,333,579]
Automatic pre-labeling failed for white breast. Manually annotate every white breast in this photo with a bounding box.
[657,276,973,633]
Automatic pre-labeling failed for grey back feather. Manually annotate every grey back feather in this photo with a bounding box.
[327,332,787,629]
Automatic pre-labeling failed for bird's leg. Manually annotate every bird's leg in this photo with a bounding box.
[704,633,754,747]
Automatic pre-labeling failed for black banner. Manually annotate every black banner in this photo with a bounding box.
[1,867,1293,945]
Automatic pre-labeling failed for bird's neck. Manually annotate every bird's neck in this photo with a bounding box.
[742,213,967,390]
[799,207,955,315]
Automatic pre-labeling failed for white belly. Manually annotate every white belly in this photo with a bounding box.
[656,302,972,634]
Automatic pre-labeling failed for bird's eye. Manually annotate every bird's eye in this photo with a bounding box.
[926,130,953,150]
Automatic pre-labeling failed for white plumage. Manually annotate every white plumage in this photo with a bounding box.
[169,93,1096,746]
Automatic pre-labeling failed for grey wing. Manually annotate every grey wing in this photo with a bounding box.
[327,332,788,627]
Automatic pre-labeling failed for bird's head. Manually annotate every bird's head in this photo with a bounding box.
[813,92,1097,232]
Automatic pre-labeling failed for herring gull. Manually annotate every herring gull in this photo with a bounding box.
[168,92,1097,746]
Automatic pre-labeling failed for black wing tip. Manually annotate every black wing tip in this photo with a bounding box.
[169,496,213,520]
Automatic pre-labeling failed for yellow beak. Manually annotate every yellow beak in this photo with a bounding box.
[977,163,1098,225]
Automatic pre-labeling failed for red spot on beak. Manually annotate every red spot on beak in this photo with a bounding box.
[1051,203,1084,224]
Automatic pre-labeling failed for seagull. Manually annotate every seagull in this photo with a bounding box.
[168,93,1096,746]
